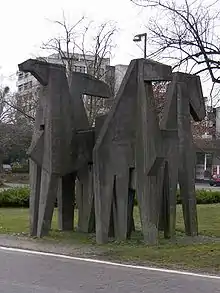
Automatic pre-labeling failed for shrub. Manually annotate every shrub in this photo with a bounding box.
[11,162,29,174]
[1,187,220,208]
[0,187,30,207]
[0,186,58,208]
[133,189,220,206]
[177,189,220,204]
[12,166,29,173]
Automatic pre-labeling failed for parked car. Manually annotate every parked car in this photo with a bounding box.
[2,164,12,174]
[209,174,220,186]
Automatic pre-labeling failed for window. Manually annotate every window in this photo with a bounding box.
[73,66,86,73]
[80,66,86,73]
[24,83,28,90]
[18,85,23,92]
[29,81,32,88]
[196,152,205,165]
[18,72,23,80]
[25,72,29,78]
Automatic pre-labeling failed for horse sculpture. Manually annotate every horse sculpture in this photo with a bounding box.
[159,72,206,238]
[93,58,173,244]
[19,59,110,237]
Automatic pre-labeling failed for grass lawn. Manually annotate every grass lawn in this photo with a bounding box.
[133,204,220,237]
[0,205,220,272]
[176,204,220,237]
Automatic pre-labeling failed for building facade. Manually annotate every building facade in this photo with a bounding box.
[193,106,220,181]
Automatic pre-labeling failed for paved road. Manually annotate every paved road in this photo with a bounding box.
[195,183,220,191]
[0,248,219,292]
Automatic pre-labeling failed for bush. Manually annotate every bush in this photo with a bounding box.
[11,162,29,174]
[177,189,220,204]
[12,166,29,173]
[0,187,58,208]
[0,187,220,208]
[133,189,220,206]
[0,187,30,207]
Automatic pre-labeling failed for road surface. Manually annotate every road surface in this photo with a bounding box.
[0,247,219,292]
[195,183,220,191]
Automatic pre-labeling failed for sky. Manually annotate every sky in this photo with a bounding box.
[0,0,148,90]
[0,0,216,99]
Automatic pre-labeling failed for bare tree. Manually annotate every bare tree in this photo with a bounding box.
[0,85,36,124]
[41,14,117,125]
[15,87,38,124]
[0,122,32,163]
[152,81,170,121]
[0,86,12,122]
[78,20,117,125]
[131,0,220,105]
[42,13,85,82]
[0,86,33,173]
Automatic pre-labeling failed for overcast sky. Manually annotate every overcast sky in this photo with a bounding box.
[0,0,149,89]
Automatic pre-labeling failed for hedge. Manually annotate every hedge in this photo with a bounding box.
[0,187,30,207]
[12,166,29,174]
[133,189,220,206]
[0,187,220,207]
[177,189,220,204]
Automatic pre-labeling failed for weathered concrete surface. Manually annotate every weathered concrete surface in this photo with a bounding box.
[159,72,206,238]
[19,58,112,236]
[59,71,111,233]
[93,59,173,244]
[27,83,45,236]
[176,73,205,236]
[19,60,74,176]
[135,60,172,244]
[19,59,74,237]
[57,173,76,231]
[93,60,137,244]
[159,81,179,238]
[69,71,111,170]
[29,160,41,236]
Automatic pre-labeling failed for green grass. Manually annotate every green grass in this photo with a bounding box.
[0,205,220,239]
[176,204,220,237]
[1,204,220,236]
[133,204,220,238]
[0,205,220,272]
[0,208,30,233]
[104,242,220,272]
[0,209,78,234]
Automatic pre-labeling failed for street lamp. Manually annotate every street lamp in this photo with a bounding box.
[133,33,147,59]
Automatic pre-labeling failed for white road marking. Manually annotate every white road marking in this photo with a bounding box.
[0,246,219,280]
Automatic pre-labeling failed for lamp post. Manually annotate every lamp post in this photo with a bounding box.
[133,33,147,59]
